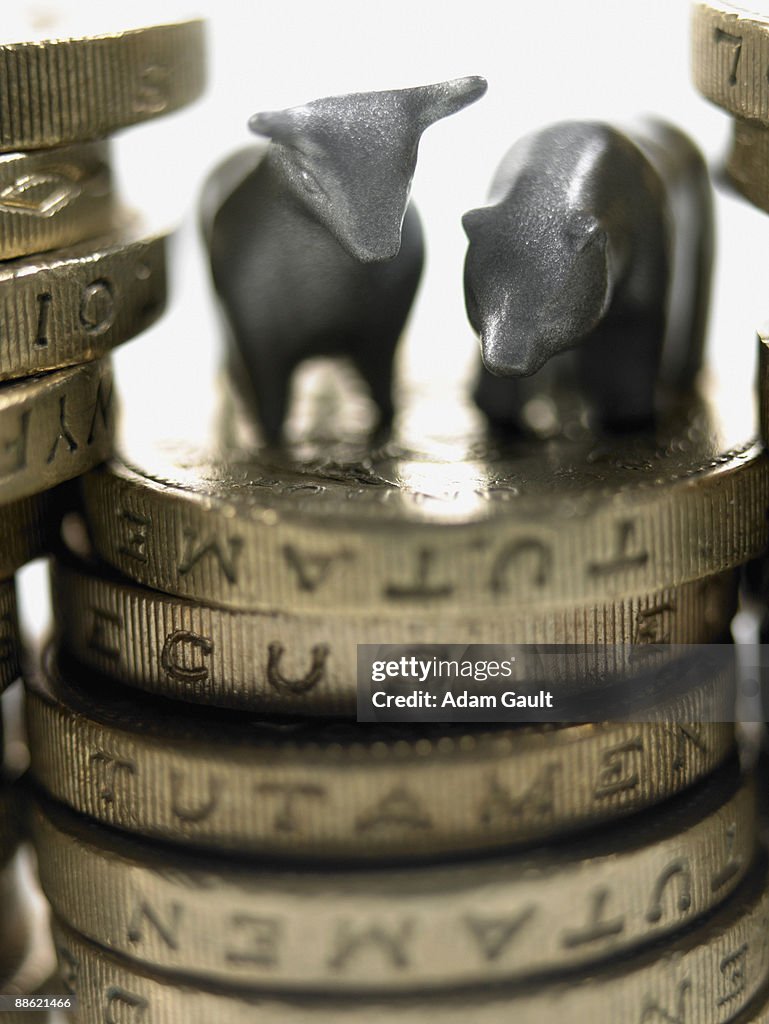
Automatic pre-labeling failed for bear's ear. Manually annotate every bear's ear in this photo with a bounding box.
[462,206,493,239]
[565,211,606,254]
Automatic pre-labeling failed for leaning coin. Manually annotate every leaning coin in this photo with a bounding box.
[24,648,736,858]
[0,360,113,505]
[0,495,49,577]
[50,553,739,714]
[50,854,769,1024]
[0,580,21,694]
[0,143,116,260]
[31,766,755,991]
[0,21,206,152]
[692,2,769,123]
[0,222,167,382]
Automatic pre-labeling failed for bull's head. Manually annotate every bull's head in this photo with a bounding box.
[250,77,487,262]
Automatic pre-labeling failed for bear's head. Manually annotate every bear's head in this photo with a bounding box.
[463,205,610,377]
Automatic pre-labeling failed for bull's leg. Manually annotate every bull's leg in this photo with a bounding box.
[229,329,292,444]
[252,360,292,445]
[353,338,396,426]
[355,226,423,427]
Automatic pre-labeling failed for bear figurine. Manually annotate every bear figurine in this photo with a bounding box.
[464,119,714,432]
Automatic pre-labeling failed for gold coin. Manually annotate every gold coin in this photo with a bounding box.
[0,359,113,505]
[81,373,768,613]
[0,21,206,152]
[24,648,736,858]
[32,768,756,991]
[692,3,769,123]
[50,554,738,714]
[0,143,116,260]
[51,856,769,1023]
[0,579,21,694]
[0,494,48,578]
[0,221,167,383]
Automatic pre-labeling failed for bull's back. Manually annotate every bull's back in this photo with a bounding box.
[209,170,423,354]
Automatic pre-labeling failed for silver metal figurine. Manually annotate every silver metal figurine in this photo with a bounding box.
[204,77,487,442]
[465,119,714,432]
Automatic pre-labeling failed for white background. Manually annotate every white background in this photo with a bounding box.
[13,0,769,632]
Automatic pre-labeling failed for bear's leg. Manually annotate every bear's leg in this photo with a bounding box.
[578,314,664,430]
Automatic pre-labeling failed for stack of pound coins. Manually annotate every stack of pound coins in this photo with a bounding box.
[0,14,207,1013]
[26,766,760,987]
[0,15,207,594]
[692,1,769,212]
[24,324,769,1023]
[697,0,769,687]
[22,665,769,1019]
